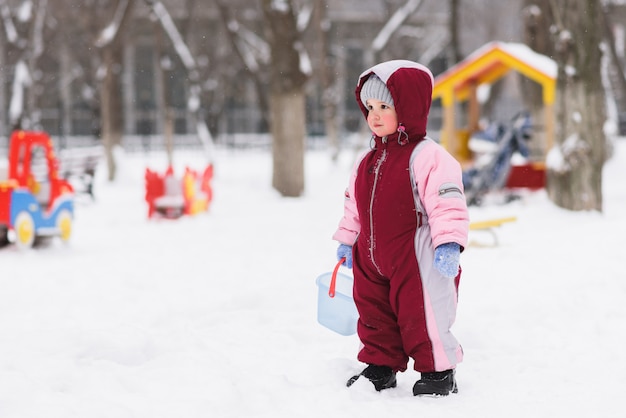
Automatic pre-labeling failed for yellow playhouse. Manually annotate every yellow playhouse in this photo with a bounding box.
[432,41,557,166]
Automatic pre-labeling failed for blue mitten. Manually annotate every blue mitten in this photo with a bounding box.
[433,243,461,278]
[336,244,353,269]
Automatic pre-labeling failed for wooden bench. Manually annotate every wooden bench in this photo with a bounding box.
[57,146,103,200]
[469,216,517,247]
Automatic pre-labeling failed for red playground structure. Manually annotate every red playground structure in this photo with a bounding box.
[144,164,213,219]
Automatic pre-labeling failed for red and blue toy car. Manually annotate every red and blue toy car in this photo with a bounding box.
[0,130,74,248]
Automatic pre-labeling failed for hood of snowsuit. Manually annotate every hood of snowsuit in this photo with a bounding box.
[355,60,434,141]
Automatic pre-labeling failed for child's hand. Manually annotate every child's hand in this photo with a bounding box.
[337,244,353,268]
[434,243,460,278]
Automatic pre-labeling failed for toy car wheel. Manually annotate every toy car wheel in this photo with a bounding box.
[56,209,72,243]
[14,211,35,249]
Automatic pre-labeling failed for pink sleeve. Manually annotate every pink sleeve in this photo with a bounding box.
[332,153,365,245]
[413,142,469,249]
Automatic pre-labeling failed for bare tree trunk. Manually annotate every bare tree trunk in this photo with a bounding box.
[100,44,125,181]
[0,34,6,137]
[261,0,309,197]
[111,44,125,161]
[100,47,117,181]
[270,92,306,195]
[448,0,462,64]
[97,0,135,181]
[3,0,48,131]
[600,2,626,118]
[313,0,340,161]
[59,43,72,139]
[522,0,554,152]
[22,0,48,130]
[548,0,606,211]
[153,16,173,165]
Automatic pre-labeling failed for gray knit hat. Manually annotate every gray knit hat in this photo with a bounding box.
[360,75,394,107]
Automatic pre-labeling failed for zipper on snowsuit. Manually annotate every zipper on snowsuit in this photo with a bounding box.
[368,136,388,276]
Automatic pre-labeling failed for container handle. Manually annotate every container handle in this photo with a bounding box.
[329,257,345,298]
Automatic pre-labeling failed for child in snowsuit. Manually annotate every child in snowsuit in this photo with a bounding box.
[333,60,469,396]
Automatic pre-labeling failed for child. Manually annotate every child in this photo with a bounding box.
[333,60,469,396]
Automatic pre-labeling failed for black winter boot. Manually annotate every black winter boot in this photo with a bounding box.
[412,369,458,396]
[346,364,397,391]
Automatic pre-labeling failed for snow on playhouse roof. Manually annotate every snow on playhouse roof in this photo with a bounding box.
[432,41,557,105]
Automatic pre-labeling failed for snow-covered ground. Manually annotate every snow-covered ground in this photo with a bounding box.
[1,138,625,417]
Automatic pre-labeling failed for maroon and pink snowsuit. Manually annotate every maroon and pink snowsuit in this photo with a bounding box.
[333,61,469,373]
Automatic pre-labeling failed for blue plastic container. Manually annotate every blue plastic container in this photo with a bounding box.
[315,270,358,336]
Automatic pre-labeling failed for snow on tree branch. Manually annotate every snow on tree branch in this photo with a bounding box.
[372,0,424,52]
[270,0,289,13]
[296,3,312,32]
[227,19,270,72]
[146,0,196,71]
[9,60,31,126]
[1,4,18,44]
[17,0,32,22]
[32,0,47,59]
[295,41,312,76]
[418,27,449,66]
[143,0,214,161]
[95,0,129,48]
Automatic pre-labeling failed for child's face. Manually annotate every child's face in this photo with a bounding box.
[365,99,398,137]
